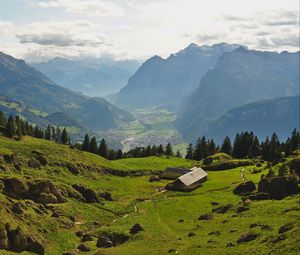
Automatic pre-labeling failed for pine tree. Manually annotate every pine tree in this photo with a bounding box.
[61,128,68,144]
[290,128,300,150]
[45,125,52,140]
[250,136,261,157]
[56,127,62,143]
[185,143,194,159]
[98,138,108,158]
[0,111,6,127]
[108,150,116,160]
[82,134,90,151]
[151,145,158,156]
[193,138,202,160]
[269,133,280,161]
[89,136,98,153]
[165,143,173,156]
[221,136,232,155]
[157,144,164,155]
[176,150,182,158]
[6,116,15,138]
[116,149,123,159]
[278,163,289,177]
[145,145,152,157]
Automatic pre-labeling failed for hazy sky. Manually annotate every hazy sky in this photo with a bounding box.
[0,0,299,61]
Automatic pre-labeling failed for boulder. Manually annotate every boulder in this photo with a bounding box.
[246,192,269,200]
[81,233,93,242]
[198,213,213,220]
[279,223,294,234]
[188,232,196,237]
[258,176,298,200]
[0,223,8,249]
[36,155,48,166]
[8,227,28,252]
[72,184,100,203]
[236,206,249,213]
[100,192,113,201]
[66,164,80,175]
[212,204,232,214]
[77,243,90,252]
[2,178,29,199]
[149,176,161,182]
[237,232,258,243]
[96,236,114,248]
[130,223,144,234]
[233,181,256,195]
[28,159,41,168]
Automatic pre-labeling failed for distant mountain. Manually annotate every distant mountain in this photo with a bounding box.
[32,57,140,96]
[116,43,239,109]
[201,96,300,143]
[177,47,300,140]
[0,52,133,132]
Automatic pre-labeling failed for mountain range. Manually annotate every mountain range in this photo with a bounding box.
[32,57,140,97]
[116,43,239,109]
[0,52,133,133]
[177,47,300,141]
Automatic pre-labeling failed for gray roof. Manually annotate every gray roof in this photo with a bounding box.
[178,167,208,186]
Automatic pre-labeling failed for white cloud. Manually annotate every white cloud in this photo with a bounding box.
[16,20,112,47]
[38,0,125,17]
[0,20,13,35]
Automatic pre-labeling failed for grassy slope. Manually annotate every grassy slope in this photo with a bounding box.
[0,136,299,255]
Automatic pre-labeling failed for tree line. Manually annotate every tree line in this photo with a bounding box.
[78,133,180,160]
[0,111,70,144]
[186,129,300,161]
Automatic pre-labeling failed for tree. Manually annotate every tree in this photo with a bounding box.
[82,134,90,151]
[185,143,194,160]
[108,150,116,160]
[157,144,164,155]
[165,143,173,156]
[0,111,6,127]
[6,116,15,138]
[89,136,98,154]
[175,150,182,158]
[200,136,208,159]
[61,128,68,144]
[145,145,152,157]
[250,136,261,157]
[221,136,232,155]
[207,139,216,156]
[278,163,289,177]
[193,138,202,160]
[116,149,123,159]
[98,138,108,158]
[269,133,281,161]
[290,128,300,150]
[45,125,52,140]
[56,127,62,143]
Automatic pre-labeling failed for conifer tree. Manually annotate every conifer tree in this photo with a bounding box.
[56,127,62,143]
[250,136,261,157]
[82,134,90,151]
[165,143,173,156]
[176,150,182,158]
[185,143,194,159]
[108,150,116,160]
[0,111,6,126]
[89,136,98,154]
[221,136,232,155]
[157,144,164,155]
[193,138,202,160]
[6,116,15,138]
[116,149,123,159]
[45,125,52,140]
[61,128,68,144]
[98,138,108,158]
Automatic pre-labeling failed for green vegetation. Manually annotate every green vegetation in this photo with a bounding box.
[0,136,299,255]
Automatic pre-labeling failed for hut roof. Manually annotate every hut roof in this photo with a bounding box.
[178,167,208,186]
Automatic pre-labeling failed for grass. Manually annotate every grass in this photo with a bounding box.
[0,135,299,255]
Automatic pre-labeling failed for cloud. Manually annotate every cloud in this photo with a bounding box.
[16,21,112,47]
[38,0,125,17]
[271,35,299,47]
[222,15,251,22]
[195,32,227,44]
[0,20,13,35]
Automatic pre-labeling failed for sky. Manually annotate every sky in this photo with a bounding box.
[0,0,299,62]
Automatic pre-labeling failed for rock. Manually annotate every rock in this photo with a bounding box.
[12,202,26,215]
[212,204,232,214]
[51,212,60,218]
[100,192,113,201]
[243,199,252,206]
[9,227,28,252]
[77,243,90,252]
[258,176,299,200]
[208,231,220,236]
[229,228,238,233]
[198,213,213,220]
[3,154,17,164]
[188,232,196,237]
[168,248,178,253]
[226,242,235,247]
[130,223,144,234]
[178,219,184,223]
[96,236,114,248]
[81,233,93,242]
[62,252,77,255]
[36,155,48,166]
[237,232,258,243]
[69,215,76,222]
[2,178,29,199]
[279,223,294,234]
[28,159,41,168]
[149,176,161,182]
[247,192,269,200]
[72,184,100,203]
[272,235,287,244]
[237,206,249,213]
[75,231,84,237]
[211,201,219,205]
[233,181,256,195]
[0,223,9,249]
[66,164,80,175]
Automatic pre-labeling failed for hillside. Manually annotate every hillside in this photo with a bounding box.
[177,47,300,140]
[0,52,133,131]
[0,135,299,254]
[32,57,140,97]
[116,43,239,109]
